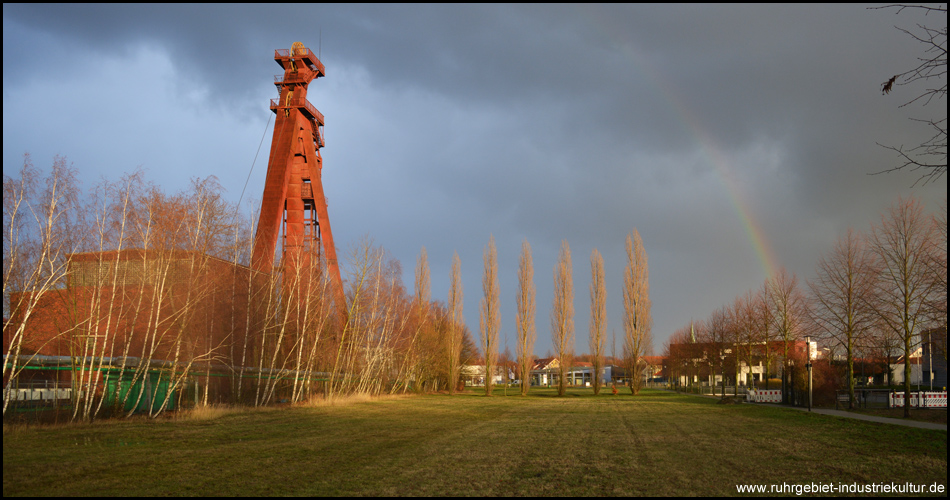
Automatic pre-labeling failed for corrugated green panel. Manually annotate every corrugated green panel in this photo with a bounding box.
[103,372,176,413]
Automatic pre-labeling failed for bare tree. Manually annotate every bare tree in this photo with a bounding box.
[705,309,732,398]
[869,196,941,417]
[727,296,743,396]
[551,240,574,397]
[415,246,431,307]
[589,248,607,395]
[392,246,432,393]
[72,172,143,420]
[871,4,947,185]
[756,281,777,390]
[328,236,380,400]
[731,290,758,394]
[447,252,464,394]
[808,228,879,409]
[926,201,947,363]
[3,155,83,417]
[622,230,652,395]
[288,252,333,404]
[515,239,536,396]
[479,235,500,396]
[154,177,233,416]
[767,267,809,405]
[865,315,903,387]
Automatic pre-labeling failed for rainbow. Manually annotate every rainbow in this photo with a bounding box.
[579,5,780,279]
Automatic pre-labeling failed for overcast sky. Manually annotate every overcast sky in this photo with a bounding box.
[3,4,946,357]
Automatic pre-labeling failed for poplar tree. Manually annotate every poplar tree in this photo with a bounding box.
[589,249,607,395]
[516,239,536,396]
[623,230,652,395]
[551,240,574,397]
[447,252,464,394]
[479,236,500,396]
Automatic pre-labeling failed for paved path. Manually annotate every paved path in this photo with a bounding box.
[684,391,947,431]
[778,405,948,431]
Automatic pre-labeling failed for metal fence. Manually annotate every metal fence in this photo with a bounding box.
[834,389,895,409]
[677,385,752,396]
[7,387,72,402]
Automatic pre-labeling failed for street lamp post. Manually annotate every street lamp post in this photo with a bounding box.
[720,350,726,400]
[928,330,933,392]
[806,336,813,412]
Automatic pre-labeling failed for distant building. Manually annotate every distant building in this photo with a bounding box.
[529,358,659,388]
[460,362,512,386]
[666,339,810,388]
[641,356,666,385]
[922,328,948,389]
[890,343,946,389]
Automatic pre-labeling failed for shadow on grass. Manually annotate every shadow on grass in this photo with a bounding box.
[462,387,689,400]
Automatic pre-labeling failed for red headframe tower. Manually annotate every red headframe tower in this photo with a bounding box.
[251,42,346,318]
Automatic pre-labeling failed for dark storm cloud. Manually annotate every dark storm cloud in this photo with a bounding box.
[3,4,945,353]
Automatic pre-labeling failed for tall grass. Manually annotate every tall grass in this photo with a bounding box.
[173,404,239,421]
[303,392,409,407]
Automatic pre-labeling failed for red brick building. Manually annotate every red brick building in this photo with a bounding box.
[4,249,253,410]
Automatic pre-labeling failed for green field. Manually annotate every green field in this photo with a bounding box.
[3,389,946,496]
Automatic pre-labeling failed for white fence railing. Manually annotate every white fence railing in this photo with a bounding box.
[888,391,947,408]
[747,389,782,403]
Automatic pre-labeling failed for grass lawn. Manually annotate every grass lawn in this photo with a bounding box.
[3,388,946,496]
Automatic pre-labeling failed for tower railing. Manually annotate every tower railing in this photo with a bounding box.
[274,47,325,75]
[275,70,322,85]
[269,97,325,125]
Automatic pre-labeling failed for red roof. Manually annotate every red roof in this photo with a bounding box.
[532,357,557,370]
[641,356,666,366]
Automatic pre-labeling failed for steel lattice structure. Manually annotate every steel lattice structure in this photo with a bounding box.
[251,43,346,318]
